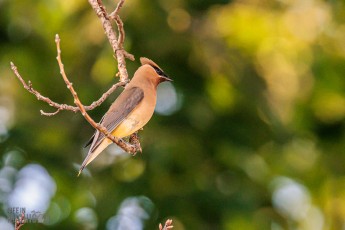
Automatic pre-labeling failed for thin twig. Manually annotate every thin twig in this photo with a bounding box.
[111,1,134,61]
[55,34,138,154]
[115,16,125,49]
[159,219,173,230]
[10,62,125,116]
[14,212,25,230]
[110,0,125,46]
[40,108,61,116]
[112,0,125,16]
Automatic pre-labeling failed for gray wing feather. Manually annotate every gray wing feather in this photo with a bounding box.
[84,115,105,148]
[88,87,144,153]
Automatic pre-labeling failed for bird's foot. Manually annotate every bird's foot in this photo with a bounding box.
[129,132,142,154]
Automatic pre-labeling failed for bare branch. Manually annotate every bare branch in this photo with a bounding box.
[55,34,139,154]
[88,0,134,83]
[10,62,125,116]
[11,62,75,115]
[10,0,141,157]
[88,81,126,108]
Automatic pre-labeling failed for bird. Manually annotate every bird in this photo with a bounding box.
[78,57,172,176]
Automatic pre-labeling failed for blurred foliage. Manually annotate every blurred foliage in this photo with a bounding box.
[1,0,345,229]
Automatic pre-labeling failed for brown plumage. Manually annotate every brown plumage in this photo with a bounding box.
[78,57,172,176]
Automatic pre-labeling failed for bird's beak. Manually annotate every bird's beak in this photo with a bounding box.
[159,74,173,82]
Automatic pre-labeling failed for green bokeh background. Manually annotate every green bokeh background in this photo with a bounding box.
[1,0,345,229]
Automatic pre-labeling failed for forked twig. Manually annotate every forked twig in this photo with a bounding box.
[10,62,125,116]
[88,0,134,83]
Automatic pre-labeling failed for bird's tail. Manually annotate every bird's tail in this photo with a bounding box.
[78,138,112,176]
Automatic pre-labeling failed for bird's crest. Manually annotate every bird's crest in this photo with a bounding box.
[140,57,163,70]
[140,57,170,79]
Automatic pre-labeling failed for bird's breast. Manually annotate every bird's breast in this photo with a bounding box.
[111,92,156,138]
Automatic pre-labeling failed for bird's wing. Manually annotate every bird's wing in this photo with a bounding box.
[84,133,95,148]
[88,87,144,153]
[84,116,105,148]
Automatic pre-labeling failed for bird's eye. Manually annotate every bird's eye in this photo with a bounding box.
[154,67,163,75]
[151,65,163,76]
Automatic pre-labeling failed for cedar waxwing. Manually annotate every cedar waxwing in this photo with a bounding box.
[78,57,172,176]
